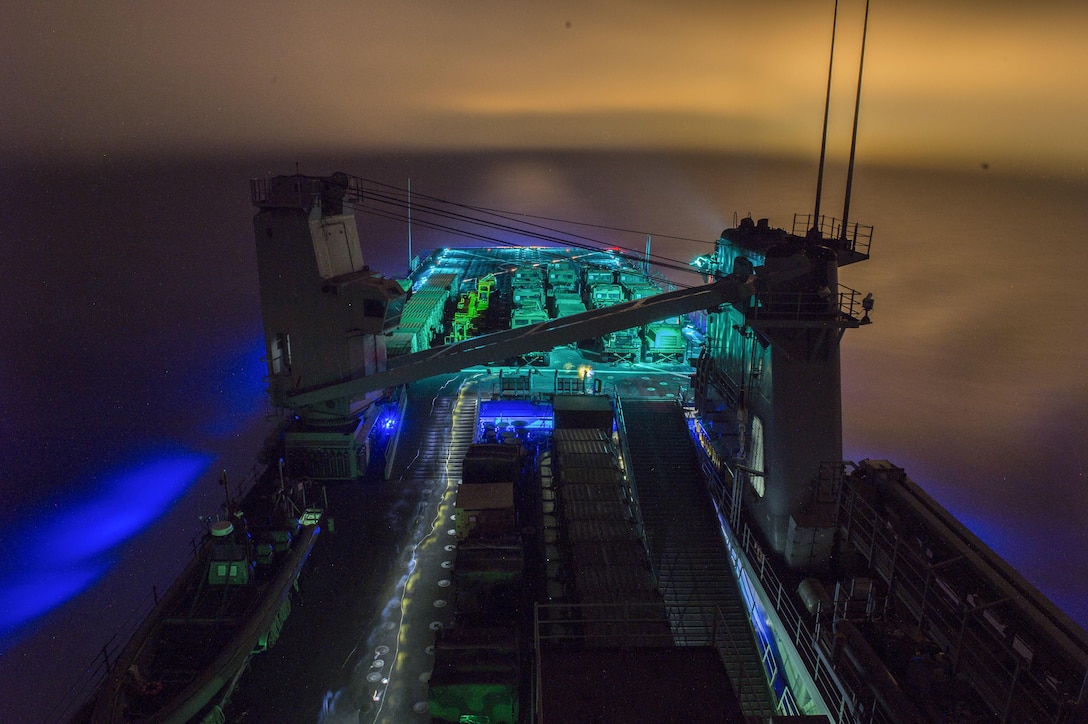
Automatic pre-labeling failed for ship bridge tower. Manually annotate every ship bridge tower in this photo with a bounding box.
[692,0,876,570]
[693,215,872,570]
[251,173,406,480]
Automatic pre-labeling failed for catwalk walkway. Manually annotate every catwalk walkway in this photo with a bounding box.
[621,397,776,719]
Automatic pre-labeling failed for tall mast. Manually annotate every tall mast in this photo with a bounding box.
[841,0,871,245]
[812,0,840,235]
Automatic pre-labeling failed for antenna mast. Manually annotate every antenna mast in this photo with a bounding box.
[812,0,839,236]
[841,0,871,245]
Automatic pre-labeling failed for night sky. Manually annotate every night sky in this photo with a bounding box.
[2,2,1086,721]
[4,1,1087,172]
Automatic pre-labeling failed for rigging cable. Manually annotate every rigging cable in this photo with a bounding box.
[342,177,716,284]
[351,197,704,288]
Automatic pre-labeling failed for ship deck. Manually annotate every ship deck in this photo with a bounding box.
[227,357,739,722]
[226,242,1088,723]
[225,245,764,722]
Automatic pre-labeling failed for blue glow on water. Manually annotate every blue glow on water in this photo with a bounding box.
[34,453,211,562]
[200,336,268,438]
[0,565,107,635]
[0,449,212,645]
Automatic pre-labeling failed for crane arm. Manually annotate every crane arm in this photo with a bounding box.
[286,276,752,409]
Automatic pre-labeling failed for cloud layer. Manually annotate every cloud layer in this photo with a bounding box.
[4,2,1086,171]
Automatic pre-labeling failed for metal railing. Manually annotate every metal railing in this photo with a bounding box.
[745,286,867,326]
[48,467,271,723]
[532,602,760,723]
[792,213,873,258]
[650,532,776,716]
[838,482,1088,723]
[250,175,365,210]
[699,457,891,723]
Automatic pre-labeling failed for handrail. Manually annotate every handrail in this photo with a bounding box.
[699,455,885,722]
[838,480,1087,723]
[250,175,365,210]
[791,213,873,258]
[43,535,202,723]
[533,601,765,721]
[746,285,867,325]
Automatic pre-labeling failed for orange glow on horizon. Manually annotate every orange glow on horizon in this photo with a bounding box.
[2,2,1086,174]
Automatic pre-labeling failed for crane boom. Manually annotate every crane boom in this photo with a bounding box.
[286,277,752,410]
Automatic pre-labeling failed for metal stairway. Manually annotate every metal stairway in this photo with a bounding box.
[621,398,776,719]
[397,384,479,486]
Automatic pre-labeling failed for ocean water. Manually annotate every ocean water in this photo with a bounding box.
[1,151,1085,720]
